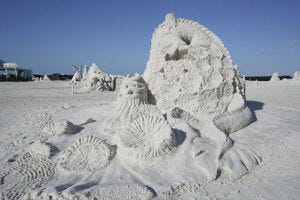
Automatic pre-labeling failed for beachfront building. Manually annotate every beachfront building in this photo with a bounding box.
[0,62,32,81]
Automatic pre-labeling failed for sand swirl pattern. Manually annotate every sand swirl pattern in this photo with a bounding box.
[0,152,55,200]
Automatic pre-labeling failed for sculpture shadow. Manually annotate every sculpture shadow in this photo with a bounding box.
[71,181,98,192]
[79,118,96,126]
[55,183,74,192]
[173,129,186,146]
[247,101,265,122]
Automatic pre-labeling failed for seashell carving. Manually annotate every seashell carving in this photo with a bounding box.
[57,135,114,173]
[119,115,176,159]
[40,119,82,140]
[130,104,164,122]
[27,141,59,158]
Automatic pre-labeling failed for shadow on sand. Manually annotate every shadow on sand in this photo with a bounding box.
[247,100,265,122]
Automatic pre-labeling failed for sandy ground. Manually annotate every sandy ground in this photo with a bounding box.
[0,80,299,199]
[0,82,116,166]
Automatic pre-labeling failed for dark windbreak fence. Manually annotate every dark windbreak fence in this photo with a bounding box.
[245,76,292,81]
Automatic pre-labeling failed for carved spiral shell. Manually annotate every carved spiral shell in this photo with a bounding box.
[57,135,114,173]
[119,115,176,159]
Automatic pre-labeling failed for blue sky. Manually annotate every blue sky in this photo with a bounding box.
[0,0,299,76]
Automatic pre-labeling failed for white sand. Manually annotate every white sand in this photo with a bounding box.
[0,80,299,199]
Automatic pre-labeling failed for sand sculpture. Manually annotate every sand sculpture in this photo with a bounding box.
[104,74,149,131]
[141,13,259,176]
[105,13,259,178]
[40,119,82,140]
[82,63,115,91]
[82,65,88,81]
[143,13,245,117]
[293,70,300,81]
[270,72,280,82]
[42,75,51,81]
[71,66,82,83]
[1,13,262,199]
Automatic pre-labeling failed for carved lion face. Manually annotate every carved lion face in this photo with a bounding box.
[119,75,148,103]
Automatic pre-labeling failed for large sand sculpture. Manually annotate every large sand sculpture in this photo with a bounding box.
[0,13,262,199]
[144,13,245,116]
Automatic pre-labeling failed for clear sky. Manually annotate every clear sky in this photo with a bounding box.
[0,0,299,76]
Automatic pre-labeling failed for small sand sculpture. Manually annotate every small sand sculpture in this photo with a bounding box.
[293,70,300,81]
[270,72,280,82]
[42,75,51,81]
[70,66,82,83]
[40,119,82,140]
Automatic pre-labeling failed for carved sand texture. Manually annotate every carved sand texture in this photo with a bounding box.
[143,13,246,117]
[119,115,176,159]
[130,104,164,122]
[40,119,82,140]
[104,74,149,131]
[56,135,114,173]
[83,184,155,200]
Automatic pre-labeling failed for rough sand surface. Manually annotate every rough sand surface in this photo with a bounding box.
[0,81,299,199]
